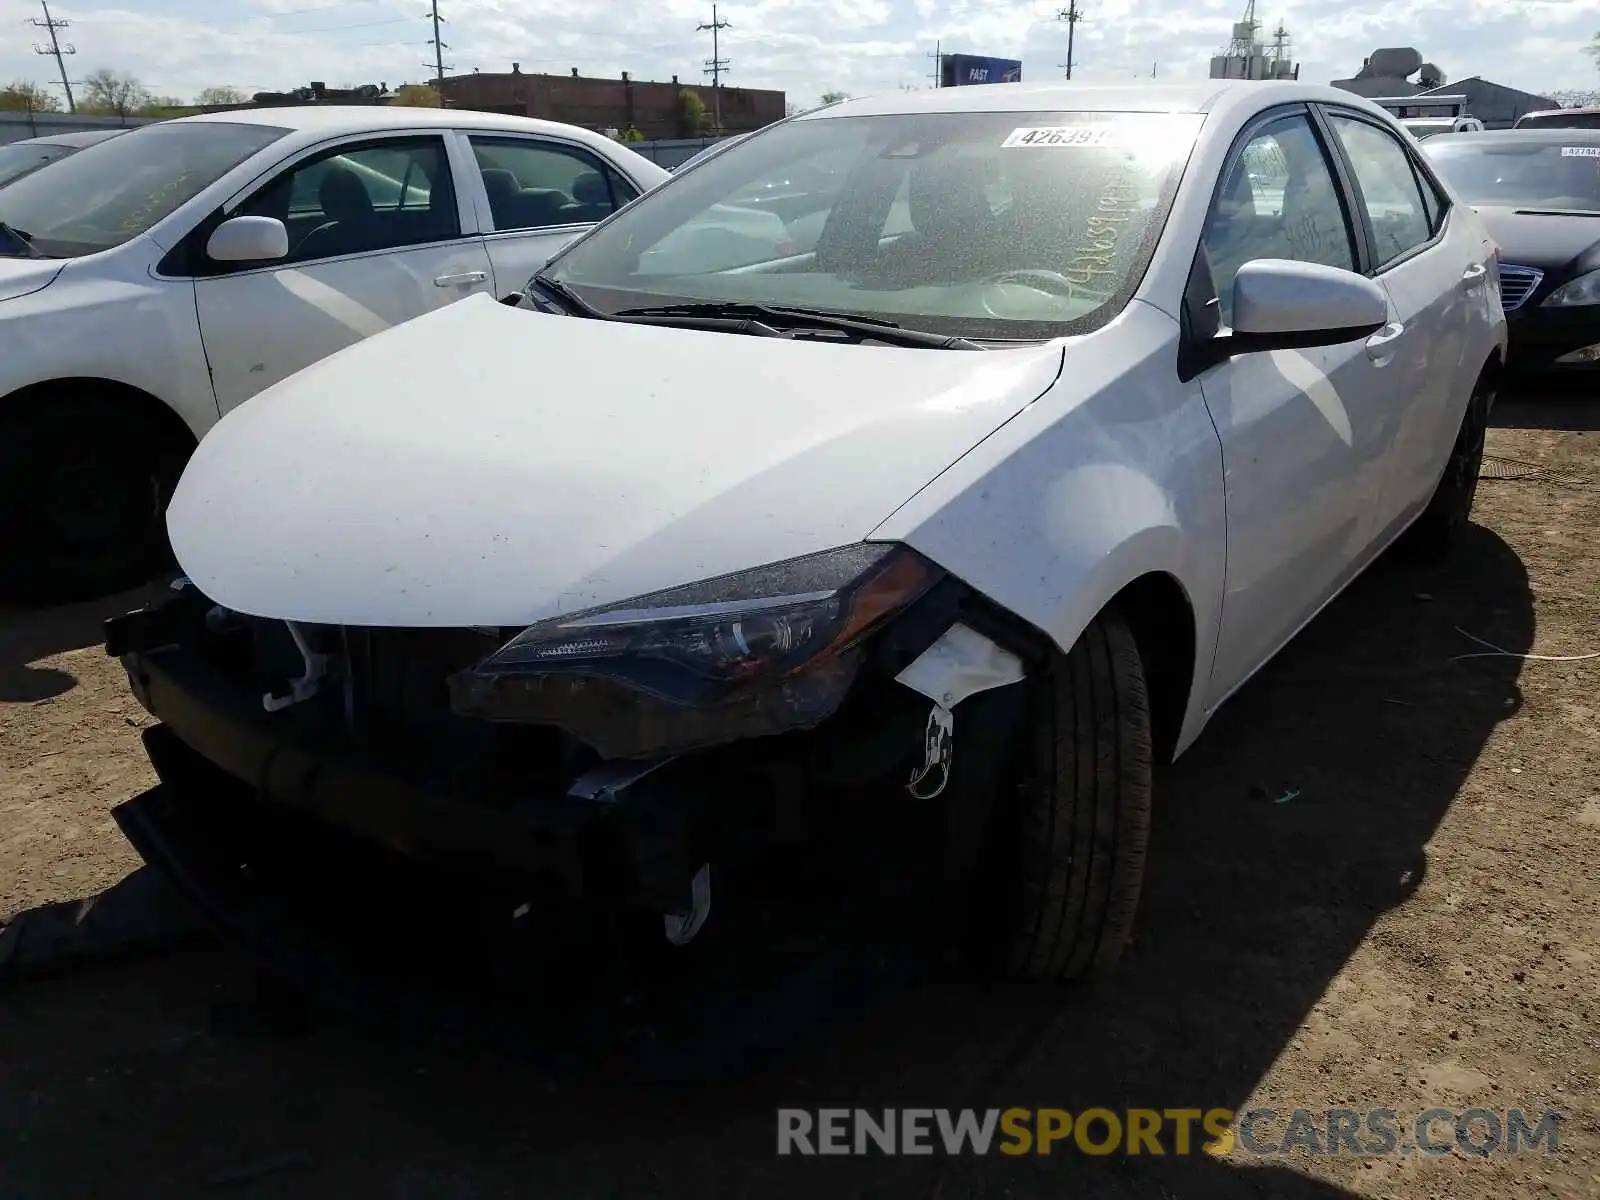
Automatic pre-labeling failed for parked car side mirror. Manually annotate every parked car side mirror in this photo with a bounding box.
[206,215,289,264]
[1201,258,1389,365]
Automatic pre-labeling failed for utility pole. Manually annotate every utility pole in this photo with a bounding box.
[697,4,731,132]
[29,0,76,112]
[426,0,450,90]
[927,40,942,88]
[1056,1,1082,80]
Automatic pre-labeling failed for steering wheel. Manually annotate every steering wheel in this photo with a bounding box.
[982,268,1083,299]
[978,268,1093,318]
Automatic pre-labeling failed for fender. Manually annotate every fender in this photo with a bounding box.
[872,302,1228,757]
[0,253,218,440]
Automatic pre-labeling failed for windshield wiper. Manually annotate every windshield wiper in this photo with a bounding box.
[0,221,45,258]
[529,271,604,316]
[530,275,782,337]
[1512,208,1600,218]
[612,301,984,349]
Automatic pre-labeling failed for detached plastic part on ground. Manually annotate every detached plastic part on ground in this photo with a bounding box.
[0,866,213,982]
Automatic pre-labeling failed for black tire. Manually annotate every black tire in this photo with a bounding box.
[1397,371,1493,562]
[0,393,191,605]
[1000,609,1153,981]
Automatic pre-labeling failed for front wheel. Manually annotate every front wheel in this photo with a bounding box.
[0,395,191,605]
[995,610,1154,981]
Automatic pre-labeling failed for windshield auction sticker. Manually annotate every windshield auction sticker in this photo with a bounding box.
[1559,146,1600,157]
[1002,126,1123,148]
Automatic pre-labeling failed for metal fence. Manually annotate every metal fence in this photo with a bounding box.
[627,136,739,169]
[0,111,160,145]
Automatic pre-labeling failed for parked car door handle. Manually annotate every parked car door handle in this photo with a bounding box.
[433,271,488,287]
[1460,263,1488,289]
[1365,321,1405,362]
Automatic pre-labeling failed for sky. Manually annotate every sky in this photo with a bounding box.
[1,0,1596,109]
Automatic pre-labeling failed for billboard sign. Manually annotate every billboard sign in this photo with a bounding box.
[941,54,1022,87]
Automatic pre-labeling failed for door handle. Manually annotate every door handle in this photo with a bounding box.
[433,270,488,287]
[1365,321,1405,362]
[1460,263,1488,290]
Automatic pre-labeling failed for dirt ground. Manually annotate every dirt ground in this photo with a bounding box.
[2,390,1598,1200]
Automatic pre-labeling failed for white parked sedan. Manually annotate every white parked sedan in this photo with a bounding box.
[111,81,1505,988]
[0,106,668,602]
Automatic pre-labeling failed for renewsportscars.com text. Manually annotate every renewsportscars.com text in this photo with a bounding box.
[775,1107,1561,1158]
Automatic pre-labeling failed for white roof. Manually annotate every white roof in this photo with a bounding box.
[165,104,666,180]
[804,79,1392,123]
[177,104,634,144]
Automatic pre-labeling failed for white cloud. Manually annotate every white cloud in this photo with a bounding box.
[0,0,1593,109]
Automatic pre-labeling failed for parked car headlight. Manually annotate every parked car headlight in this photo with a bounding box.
[1542,270,1600,307]
[447,543,942,758]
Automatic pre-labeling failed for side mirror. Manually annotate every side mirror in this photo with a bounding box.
[206,215,289,264]
[1201,258,1389,365]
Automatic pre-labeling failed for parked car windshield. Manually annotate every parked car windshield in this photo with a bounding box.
[1425,136,1600,211]
[542,109,1204,340]
[0,121,288,258]
[0,142,74,189]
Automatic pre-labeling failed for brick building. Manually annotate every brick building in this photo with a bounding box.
[436,64,785,138]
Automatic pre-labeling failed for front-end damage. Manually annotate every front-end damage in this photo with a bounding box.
[105,547,1049,986]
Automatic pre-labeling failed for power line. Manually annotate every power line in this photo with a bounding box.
[279,15,414,34]
[1057,1,1083,80]
[927,39,941,88]
[29,0,77,112]
[696,3,731,131]
[260,1,369,15]
[426,0,450,85]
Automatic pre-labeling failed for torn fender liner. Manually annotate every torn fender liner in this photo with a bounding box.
[895,623,1026,800]
[112,775,928,1082]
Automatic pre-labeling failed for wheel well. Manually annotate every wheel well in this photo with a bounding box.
[1108,572,1196,765]
[1,378,198,457]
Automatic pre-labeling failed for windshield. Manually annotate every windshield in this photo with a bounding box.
[1426,139,1600,211]
[0,142,74,189]
[0,121,288,258]
[541,109,1203,340]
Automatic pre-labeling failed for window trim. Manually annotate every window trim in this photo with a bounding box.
[158,131,467,280]
[1314,105,1448,275]
[1184,102,1369,376]
[463,132,629,237]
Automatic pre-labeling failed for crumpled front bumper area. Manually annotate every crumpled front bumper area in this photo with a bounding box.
[109,591,827,915]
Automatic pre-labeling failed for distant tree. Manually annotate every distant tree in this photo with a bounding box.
[1587,31,1599,71]
[195,85,247,107]
[677,88,710,136]
[0,80,60,112]
[79,69,150,118]
[139,95,187,117]
[393,83,442,107]
[819,90,850,106]
[1548,87,1600,108]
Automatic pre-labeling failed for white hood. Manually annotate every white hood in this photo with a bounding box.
[168,295,1064,627]
[0,257,64,303]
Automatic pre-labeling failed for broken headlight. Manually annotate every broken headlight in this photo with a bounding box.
[447,543,941,759]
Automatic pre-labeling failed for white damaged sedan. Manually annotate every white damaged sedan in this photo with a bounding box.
[108,80,1504,982]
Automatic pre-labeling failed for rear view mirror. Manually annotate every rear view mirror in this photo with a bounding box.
[1212,259,1389,359]
[206,215,288,264]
